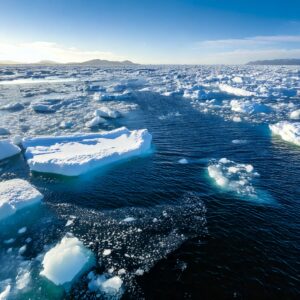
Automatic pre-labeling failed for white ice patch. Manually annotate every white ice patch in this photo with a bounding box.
[230,100,271,114]
[290,109,300,120]
[0,140,21,161]
[219,84,255,97]
[88,272,123,297]
[40,235,94,286]
[0,179,43,220]
[94,107,120,119]
[178,158,189,164]
[208,158,259,198]
[85,116,105,128]
[269,121,300,146]
[22,127,152,176]
[0,284,11,300]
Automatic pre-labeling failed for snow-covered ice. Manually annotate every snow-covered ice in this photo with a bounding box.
[0,179,43,220]
[269,121,300,146]
[0,140,21,161]
[40,235,94,286]
[22,127,152,176]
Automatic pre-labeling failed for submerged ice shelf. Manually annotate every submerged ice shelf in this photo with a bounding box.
[22,127,152,176]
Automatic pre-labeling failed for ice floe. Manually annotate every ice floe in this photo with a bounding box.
[219,84,255,97]
[22,127,152,176]
[269,121,300,146]
[0,179,43,220]
[0,140,21,161]
[40,235,94,286]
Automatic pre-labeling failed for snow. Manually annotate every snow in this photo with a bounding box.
[40,235,94,286]
[0,140,21,161]
[0,179,43,220]
[269,121,300,146]
[22,127,152,176]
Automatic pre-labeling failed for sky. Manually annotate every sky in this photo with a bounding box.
[0,0,300,64]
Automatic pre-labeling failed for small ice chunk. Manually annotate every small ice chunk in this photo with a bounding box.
[269,121,300,146]
[0,284,11,299]
[59,121,73,129]
[94,107,120,119]
[40,236,94,286]
[85,116,105,128]
[18,227,27,234]
[103,249,111,256]
[0,140,21,161]
[65,219,74,227]
[16,270,30,290]
[31,104,55,113]
[208,158,258,197]
[0,128,10,136]
[0,179,43,220]
[135,269,144,276]
[178,158,188,164]
[122,217,135,222]
[88,273,123,295]
[4,238,15,244]
[19,245,27,255]
[101,276,123,294]
[290,109,300,120]
[117,268,126,275]
[219,84,255,97]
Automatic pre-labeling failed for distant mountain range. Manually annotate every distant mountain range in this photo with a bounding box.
[246,59,300,65]
[0,59,137,66]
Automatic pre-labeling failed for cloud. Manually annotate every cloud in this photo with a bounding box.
[191,35,300,64]
[196,35,300,48]
[0,41,123,63]
[194,48,300,64]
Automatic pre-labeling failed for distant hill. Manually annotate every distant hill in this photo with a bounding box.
[0,59,137,66]
[75,59,137,66]
[247,59,300,65]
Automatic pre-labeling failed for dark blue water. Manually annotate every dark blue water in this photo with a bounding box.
[1,91,299,299]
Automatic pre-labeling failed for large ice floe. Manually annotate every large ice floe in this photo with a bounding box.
[40,235,94,286]
[22,127,152,176]
[0,140,21,161]
[0,179,43,220]
[269,121,300,146]
[207,158,260,199]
